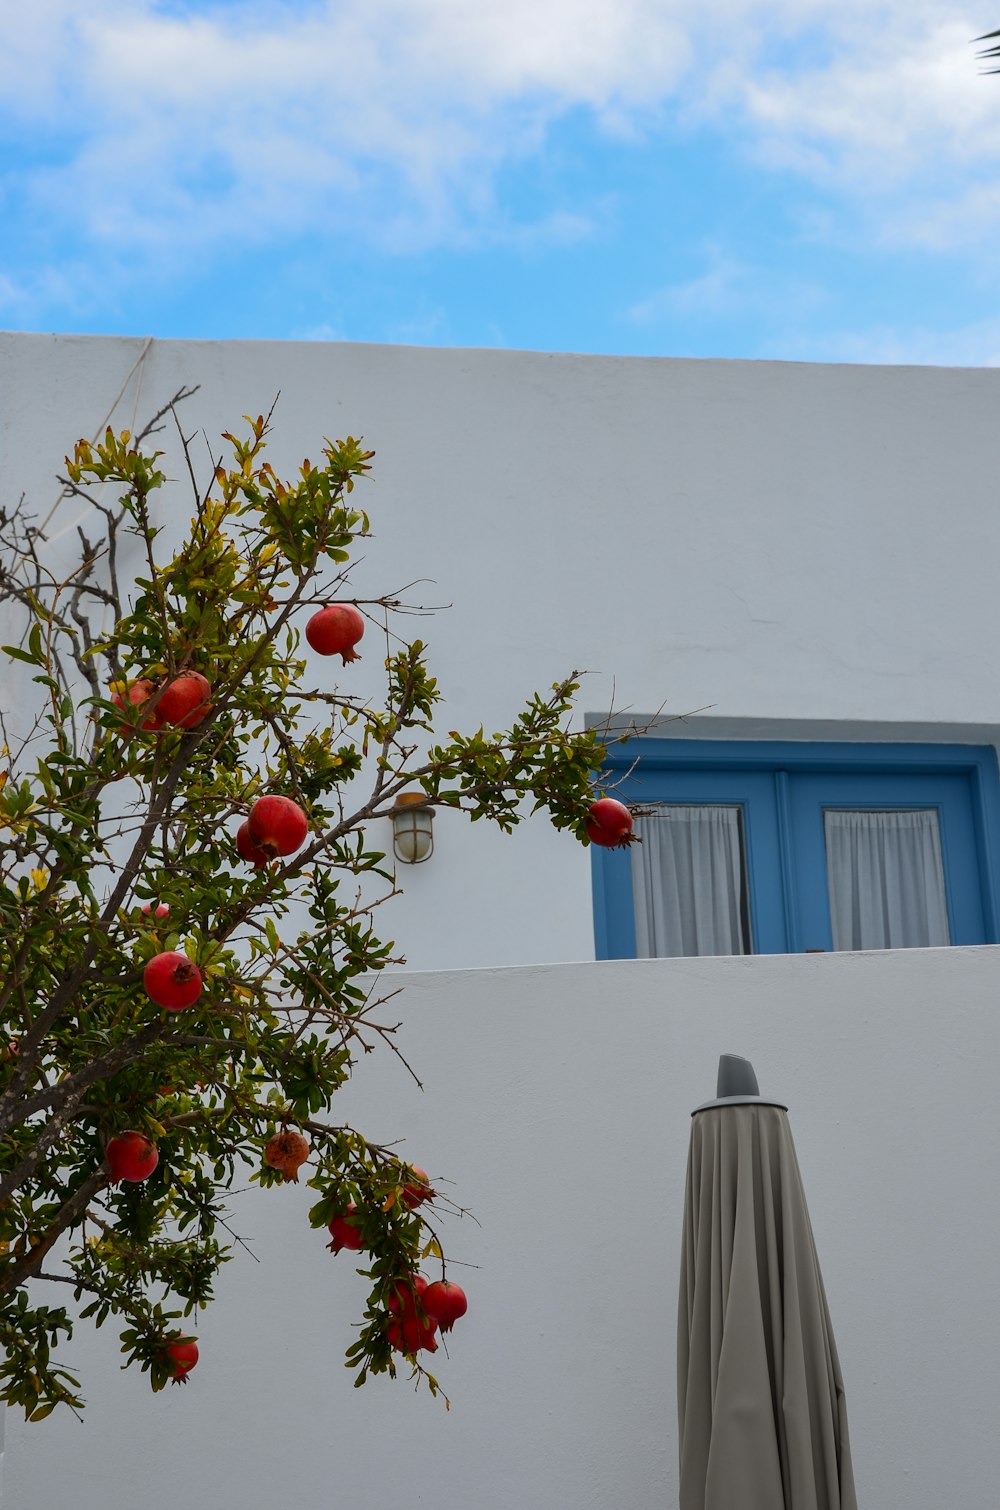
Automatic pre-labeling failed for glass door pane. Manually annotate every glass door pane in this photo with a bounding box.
[630,805,750,957]
[789,770,988,950]
[823,808,950,950]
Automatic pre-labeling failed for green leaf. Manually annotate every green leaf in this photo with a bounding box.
[2,644,42,666]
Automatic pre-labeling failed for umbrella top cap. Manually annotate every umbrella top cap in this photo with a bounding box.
[691,1054,789,1116]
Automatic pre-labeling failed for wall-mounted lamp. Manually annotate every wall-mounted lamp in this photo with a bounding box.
[391,791,434,864]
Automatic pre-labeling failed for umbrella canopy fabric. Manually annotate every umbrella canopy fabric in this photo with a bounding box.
[678,1100,859,1510]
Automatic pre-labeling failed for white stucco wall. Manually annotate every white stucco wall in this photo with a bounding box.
[5,946,999,1510]
[4,333,1000,971]
[4,338,999,1505]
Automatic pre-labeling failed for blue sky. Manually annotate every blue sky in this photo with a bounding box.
[5,0,1000,362]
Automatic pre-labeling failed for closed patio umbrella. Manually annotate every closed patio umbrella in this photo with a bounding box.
[677,1055,859,1510]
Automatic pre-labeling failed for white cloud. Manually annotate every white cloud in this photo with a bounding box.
[628,245,827,327]
[772,316,1000,367]
[495,209,599,251]
[741,16,1000,180]
[629,249,748,322]
[293,321,349,343]
[5,0,1000,301]
[0,260,106,322]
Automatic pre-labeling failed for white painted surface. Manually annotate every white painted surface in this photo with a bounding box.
[5,334,1000,968]
[4,337,1000,1497]
[5,947,1000,1510]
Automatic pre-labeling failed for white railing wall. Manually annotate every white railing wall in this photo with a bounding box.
[7,946,1000,1510]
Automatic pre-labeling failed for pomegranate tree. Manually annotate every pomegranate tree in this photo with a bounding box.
[0,405,617,1420]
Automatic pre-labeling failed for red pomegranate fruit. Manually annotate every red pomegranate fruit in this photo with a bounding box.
[264,1129,310,1181]
[105,1130,159,1183]
[111,678,162,732]
[327,1205,365,1254]
[387,1273,429,1319]
[163,1337,199,1379]
[386,1314,438,1354]
[305,603,365,663]
[247,795,309,858]
[422,1279,468,1333]
[402,1165,433,1209]
[144,951,203,1011]
[157,671,212,729]
[386,1275,438,1353]
[586,796,635,848]
[236,821,270,867]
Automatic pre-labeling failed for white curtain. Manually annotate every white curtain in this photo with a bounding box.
[824,808,950,950]
[631,805,748,958]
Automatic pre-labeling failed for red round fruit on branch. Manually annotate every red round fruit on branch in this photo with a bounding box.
[105,1130,159,1183]
[305,603,365,663]
[111,678,162,732]
[586,796,634,848]
[386,1314,438,1354]
[402,1165,433,1209]
[264,1129,310,1182]
[144,951,203,1012]
[387,1273,428,1321]
[386,1277,437,1354]
[247,795,309,858]
[141,902,170,919]
[327,1205,365,1254]
[236,821,269,868]
[163,1337,199,1379]
[157,671,212,729]
[422,1279,468,1333]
